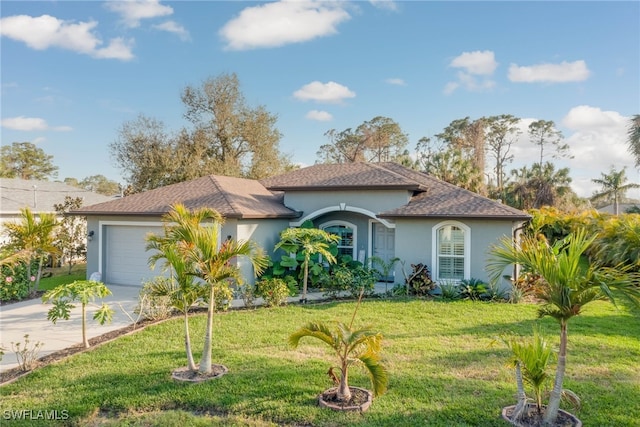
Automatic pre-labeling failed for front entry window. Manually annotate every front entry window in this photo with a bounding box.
[321,223,355,259]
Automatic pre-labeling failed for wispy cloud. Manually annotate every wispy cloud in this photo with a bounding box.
[385,78,406,86]
[369,0,399,11]
[293,81,356,104]
[105,0,173,28]
[508,60,590,83]
[152,21,190,41]
[0,14,134,60]
[220,0,351,50]
[445,50,497,95]
[1,116,72,132]
[305,110,333,121]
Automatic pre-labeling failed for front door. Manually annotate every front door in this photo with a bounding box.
[372,223,396,282]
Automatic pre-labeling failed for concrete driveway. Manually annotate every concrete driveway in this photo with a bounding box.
[0,284,141,372]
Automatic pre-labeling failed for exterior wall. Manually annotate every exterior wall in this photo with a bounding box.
[311,211,374,262]
[392,218,522,288]
[235,218,290,284]
[284,190,411,221]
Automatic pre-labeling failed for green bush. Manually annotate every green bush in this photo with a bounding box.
[459,278,490,301]
[0,263,32,301]
[255,277,290,307]
[323,260,377,298]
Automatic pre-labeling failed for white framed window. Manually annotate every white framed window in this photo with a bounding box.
[431,221,470,282]
[320,221,356,259]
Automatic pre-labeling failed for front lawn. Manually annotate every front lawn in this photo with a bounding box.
[1,299,638,426]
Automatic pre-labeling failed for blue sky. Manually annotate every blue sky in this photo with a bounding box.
[1,0,639,199]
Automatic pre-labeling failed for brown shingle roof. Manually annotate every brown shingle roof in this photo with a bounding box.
[260,162,427,191]
[72,175,300,219]
[263,162,530,220]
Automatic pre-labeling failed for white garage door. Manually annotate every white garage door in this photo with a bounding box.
[105,225,163,286]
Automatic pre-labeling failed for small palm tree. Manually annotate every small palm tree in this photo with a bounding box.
[497,325,555,419]
[3,207,58,292]
[289,291,389,402]
[488,229,640,424]
[627,114,640,169]
[275,226,340,302]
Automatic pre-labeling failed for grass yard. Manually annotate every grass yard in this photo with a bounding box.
[1,299,638,426]
[38,263,87,291]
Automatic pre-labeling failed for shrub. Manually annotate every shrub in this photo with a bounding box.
[459,278,490,301]
[236,284,256,309]
[135,277,175,321]
[438,280,461,301]
[0,262,31,301]
[405,263,436,296]
[323,260,377,299]
[255,277,290,307]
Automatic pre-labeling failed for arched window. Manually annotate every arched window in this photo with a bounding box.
[432,221,470,282]
[320,221,356,259]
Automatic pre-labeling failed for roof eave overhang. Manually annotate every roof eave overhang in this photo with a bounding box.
[265,184,425,192]
[377,213,532,220]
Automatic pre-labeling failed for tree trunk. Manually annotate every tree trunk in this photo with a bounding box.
[82,302,89,348]
[199,286,215,374]
[184,311,196,371]
[302,258,309,301]
[337,360,352,401]
[544,320,567,425]
[512,362,528,421]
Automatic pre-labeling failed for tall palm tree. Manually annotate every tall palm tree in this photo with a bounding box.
[172,205,268,374]
[3,207,58,292]
[591,166,640,215]
[628,114,640,168]
[487,229,640,424]
[146,235,205,371]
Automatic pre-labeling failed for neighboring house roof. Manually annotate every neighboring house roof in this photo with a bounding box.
[262,162,531,220]
[72,175,301,219]
[0,178,113,215]
[596,202,640,215]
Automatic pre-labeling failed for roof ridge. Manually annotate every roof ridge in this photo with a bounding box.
[206,175,239,215]
[372,162,428,190]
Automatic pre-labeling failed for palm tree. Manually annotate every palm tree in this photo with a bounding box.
[275,226,339,302]
[487,229,640,424]
[627,114,640,168]
[172,205,268,375]
[289,292,388,402]
[591,166,640,215]
[146,235,205,371]
[3,207,58,292]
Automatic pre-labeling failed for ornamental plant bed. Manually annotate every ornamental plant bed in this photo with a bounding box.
[502,404,581,427]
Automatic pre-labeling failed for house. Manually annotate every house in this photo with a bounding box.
[0,178,113,244]
[72,162,531,289]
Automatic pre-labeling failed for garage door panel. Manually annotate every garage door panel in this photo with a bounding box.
[105,225,163,286]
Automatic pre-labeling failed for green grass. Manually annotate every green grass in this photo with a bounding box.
[1,299,639,426]
[38,263,86,291]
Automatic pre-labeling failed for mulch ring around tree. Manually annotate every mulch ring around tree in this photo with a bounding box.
[318,386,373,412]
[171,365,228,383]
[502,404,582,427]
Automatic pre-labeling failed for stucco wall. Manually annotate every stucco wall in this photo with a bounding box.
[393,218,522,289]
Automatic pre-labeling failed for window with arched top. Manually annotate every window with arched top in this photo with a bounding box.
[432,221,470,282]
[320,221,356,259]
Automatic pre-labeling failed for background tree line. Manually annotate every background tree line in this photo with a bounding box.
[3,70,639,211]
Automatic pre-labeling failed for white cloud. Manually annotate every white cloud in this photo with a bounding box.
[220,0,351,50]
[152,21,190,41]
[293,81,356,104]
[105,0,173,28]
[0,14,134,60]
[450,50,498,75]
[508,60,590,83]
[385,78,406,86]
[1,116,72,132]
[445,50,497,94]
[306,110,333,121]
[562,105,624,130]
[563,109,633,198]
